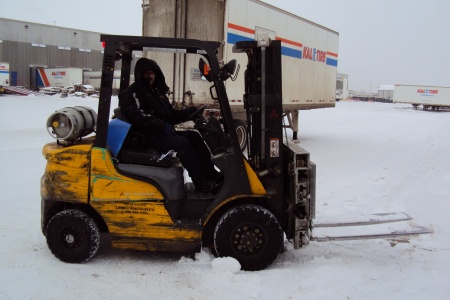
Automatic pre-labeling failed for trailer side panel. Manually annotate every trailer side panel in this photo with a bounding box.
[142,0,339,111]
[393,84,450,108]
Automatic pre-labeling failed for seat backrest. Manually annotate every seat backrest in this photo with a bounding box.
[107,118,131,157]
[113,107,128,122]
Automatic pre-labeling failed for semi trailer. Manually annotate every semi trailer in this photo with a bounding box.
[142,0,339,144]
[0,62,10,86]
[32,67,83,89]
[394,84,450,110]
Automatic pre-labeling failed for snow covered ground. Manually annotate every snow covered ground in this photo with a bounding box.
[1,95,449,299]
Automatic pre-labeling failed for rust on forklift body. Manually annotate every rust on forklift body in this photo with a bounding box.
[41,140,93,203]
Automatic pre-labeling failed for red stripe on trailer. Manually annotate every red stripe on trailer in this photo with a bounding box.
[38,69,51,87]
[327,51,338,57]
[228,23,255,35]
[275,37,302,48]
[228,23,303,49]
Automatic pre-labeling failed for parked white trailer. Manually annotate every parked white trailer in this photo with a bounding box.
[378,85,394,101]
[0,62,10,86]
[142,0,339,142]
[35,67,83,88]
[393,84,450,110]
[83,70,135,94]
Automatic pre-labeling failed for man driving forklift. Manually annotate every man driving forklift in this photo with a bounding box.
[118,58,224,193]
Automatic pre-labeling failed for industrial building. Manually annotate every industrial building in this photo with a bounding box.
[0,18,104,88]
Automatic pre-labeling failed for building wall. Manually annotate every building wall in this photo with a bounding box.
[0,18,104,87]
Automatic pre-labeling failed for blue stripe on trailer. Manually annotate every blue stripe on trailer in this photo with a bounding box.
[326,58,338,67]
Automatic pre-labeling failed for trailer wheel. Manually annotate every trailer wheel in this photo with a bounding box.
[214,204,283,271]
[234,119,247,151]
[45,209,100,263]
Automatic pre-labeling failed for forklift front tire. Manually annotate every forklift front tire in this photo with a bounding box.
[214,204,283,271]
[45,209,100,263]
[234,119,247,151]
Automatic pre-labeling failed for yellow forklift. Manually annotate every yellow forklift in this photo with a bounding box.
[41,35,312,271]
[41,35,430,271]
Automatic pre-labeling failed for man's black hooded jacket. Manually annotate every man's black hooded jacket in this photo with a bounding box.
[118,58,191,145]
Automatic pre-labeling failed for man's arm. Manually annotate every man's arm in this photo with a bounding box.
[118,86,165,132]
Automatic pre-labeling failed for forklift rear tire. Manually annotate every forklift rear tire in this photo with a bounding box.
[214,204,283,271]
[45,209,100,263]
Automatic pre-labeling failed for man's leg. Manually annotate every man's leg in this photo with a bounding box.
[177,131,221,179]
[149,134,212,190]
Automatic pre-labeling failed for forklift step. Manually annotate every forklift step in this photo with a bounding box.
[173,219,202,229]
[187,190,215,200]
[185,182,215,200]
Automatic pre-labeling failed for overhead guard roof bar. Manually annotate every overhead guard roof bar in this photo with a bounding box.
[100,34,222,57]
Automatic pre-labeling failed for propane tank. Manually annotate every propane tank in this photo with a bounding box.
[46,106,97,141]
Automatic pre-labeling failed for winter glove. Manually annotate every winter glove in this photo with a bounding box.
[163,123,177,136]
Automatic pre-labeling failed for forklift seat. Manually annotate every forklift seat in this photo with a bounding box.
[108,108,178,168]
[107,117,183,199]
[107,118,131,158]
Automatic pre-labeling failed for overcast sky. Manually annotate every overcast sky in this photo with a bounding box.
[1,0,449,92]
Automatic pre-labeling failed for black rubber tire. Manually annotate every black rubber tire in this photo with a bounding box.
[45,209,100,263]
[234,119,247,151]
[214,204,283,271]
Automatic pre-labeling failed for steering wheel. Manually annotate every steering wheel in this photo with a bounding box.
[187,104,208,121]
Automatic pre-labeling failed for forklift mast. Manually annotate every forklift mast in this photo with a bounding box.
[233,39,285,223]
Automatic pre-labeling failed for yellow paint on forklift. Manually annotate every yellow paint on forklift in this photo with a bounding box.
[41,141,92,203]
[202,160,267,225]
[203,193,266,225]
[89,147,201,244]
[90,147,163,201]
[110,241,148,251]
[244,159,266,195]
[90,201,201,241]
